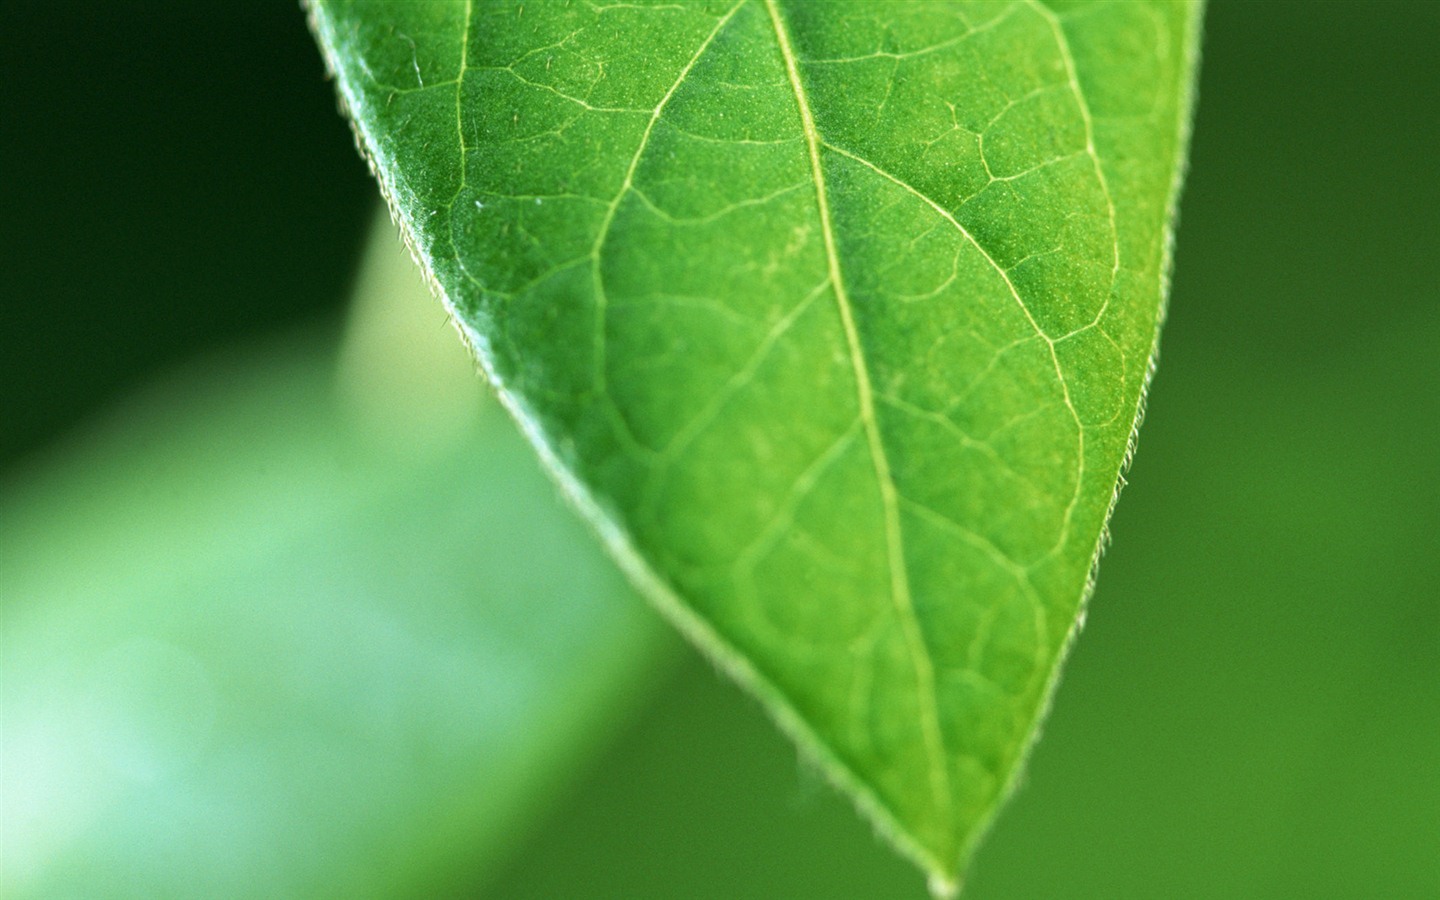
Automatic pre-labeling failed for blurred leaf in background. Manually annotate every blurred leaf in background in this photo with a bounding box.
[1,1,1436,899]
[0,219,671,897]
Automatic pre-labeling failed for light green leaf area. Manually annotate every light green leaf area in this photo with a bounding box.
[310,0,1201,888]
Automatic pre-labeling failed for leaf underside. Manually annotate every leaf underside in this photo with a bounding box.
[310,0,1201,889]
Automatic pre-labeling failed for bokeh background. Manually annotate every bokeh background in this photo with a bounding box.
[2,1,1435,898]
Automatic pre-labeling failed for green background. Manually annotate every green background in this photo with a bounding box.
[3,1,1435,898]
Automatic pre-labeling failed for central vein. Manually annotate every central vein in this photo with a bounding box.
[763,0,953,825]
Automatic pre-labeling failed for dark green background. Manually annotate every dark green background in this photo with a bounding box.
[4,1,1435,897]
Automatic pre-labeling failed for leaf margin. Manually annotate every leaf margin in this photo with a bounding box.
[304,2,1208,892]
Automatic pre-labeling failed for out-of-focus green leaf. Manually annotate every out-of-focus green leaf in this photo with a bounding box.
[309,1,1202,887]
[0,219,668,899]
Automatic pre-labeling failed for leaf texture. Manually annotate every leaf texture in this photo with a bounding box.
[309,0,1202,889]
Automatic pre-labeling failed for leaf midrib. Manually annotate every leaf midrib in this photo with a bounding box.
[764,0,955,830]
[442,0,1130,869]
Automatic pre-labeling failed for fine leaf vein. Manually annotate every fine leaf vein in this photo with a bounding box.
[1029,0,1122,338]
[820,139,1087,559]
[589,1,746,454]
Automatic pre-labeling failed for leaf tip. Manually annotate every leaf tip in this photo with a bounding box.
[927,871,961,900]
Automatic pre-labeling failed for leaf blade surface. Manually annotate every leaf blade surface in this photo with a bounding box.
[309,0,1202,886]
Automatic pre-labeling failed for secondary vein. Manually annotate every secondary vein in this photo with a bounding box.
[588,1,745,453]
[764,0,954,827]
[821,140,1087,561]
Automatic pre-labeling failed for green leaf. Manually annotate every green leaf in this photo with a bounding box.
[0,218,668,898]
[309,1,1201,889]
